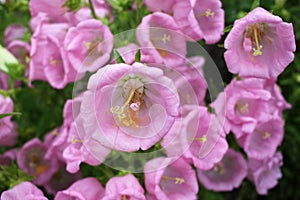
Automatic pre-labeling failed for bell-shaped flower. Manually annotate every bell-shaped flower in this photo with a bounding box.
[224,7,296,79]
[1,181,48,200]
[144,157,198,200]
[248,152,283,195]
[55,177,105,200]
[102,174,145,200]
[197,149,248,191]
[173,0,224,44]
[79,63,180,152]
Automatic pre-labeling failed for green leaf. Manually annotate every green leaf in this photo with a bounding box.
[0,45,18,74]
[250,0,260,10]
[135,49,141,62]
[63,0,85,12]
[114,49,125,64]
[0,112,22,119]
[224,24,233,33]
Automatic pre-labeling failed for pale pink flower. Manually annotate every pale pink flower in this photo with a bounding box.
[102,174,145,200]
[144,157,198,200]
[211,78,287,138]
[237,116,283,160]
[4,24,28,46]
[79,63,180,152]
[17,138,59,185]
[7,40,30,70]
[248,152,283,195]
[55,177,105,200]
[29,0,67,21]
[29,16,77,89]
[137,12,187,67]
[162,105,228,170]
[0,181,48,200]
[0,95,18,147]
[143,0,176,13]
[197,149,247,191]
[224,7,296,79]
[173,0,224,44]
[64,19,113,73]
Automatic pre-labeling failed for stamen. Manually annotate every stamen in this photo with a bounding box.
[195,9,215,18]
[235,102,249,114]
[34,165,47,176]
[252,27,263,56]
[162,175,185,184]
[84,41,92,49]
[256,130,271,139]
[212,163,224,174]
[121,195,130,200]
[191,135,207,143]
[71,136,82,144]
[161,34,171,44]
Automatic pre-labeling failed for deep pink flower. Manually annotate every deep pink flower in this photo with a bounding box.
[137,12,187,67]
[162,105,228,170]
[143,0,176,13]
[29,16,77,89]
[4,24,28,46]
[197,149,247,191]
[224,7,296,79]
[0,181,48,200]
[248,152,283,195]
[102,174,145,200]
[55,177,105,200]
[211,78,288,138]
[0,95,18,147]
[144,157,198,200]
[79,63,180,152]
[173,0,224,44]
[17,138,59,185]
[64,19,113,73]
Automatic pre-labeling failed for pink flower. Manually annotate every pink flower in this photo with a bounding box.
[45,97,110,173]
[162,105,228,170]
[0,95,18,147]
[0,181,48,200]
[197,149,247,191]
[29,0,67,21]
[237,116,284,160]
[79,63,180,152]
[137,12,187,67]
[0,149,18,166]
[55,177,105,200]
[173,0,224,44]
[211,78,288,138]
[64,19,113,73]
[248,152,283,195]
[143,0,176,13]
[224,7,296,79]
[29,16,77,89]
[0,71,10,90]
[163,56,207,105]
[102,174,145,200]
[144,157,198,200]
[7,40,30,70]
[17,138,59,185]
[4,24,28,46]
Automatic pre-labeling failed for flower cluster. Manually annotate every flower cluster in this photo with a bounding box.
[0,0,296,199]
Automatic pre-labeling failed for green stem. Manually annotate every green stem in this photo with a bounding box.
[88,0,97,19]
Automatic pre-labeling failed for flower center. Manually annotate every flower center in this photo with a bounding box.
[161,175,185,184]
[234,101,249,115]
[244,23,266,56]
[110,78,145,127]
[212,163,225,174]
[121,195,130,200]
[256,129,271,139]
[195,9,215,18]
